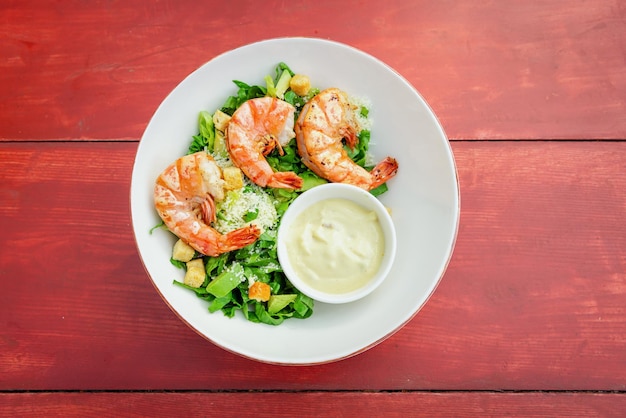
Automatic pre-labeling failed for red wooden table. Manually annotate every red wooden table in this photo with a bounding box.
[2,1,625,416]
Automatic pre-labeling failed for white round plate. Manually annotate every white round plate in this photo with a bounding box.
[131,37,460,365]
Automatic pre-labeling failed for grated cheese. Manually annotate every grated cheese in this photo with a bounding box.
[349,94,375,166]
[213,183,278,235]
[349,94,373,132]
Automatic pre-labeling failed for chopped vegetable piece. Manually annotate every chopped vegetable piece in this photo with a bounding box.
[206,263,245,297]
[274,69,292,99]
[265,75,276,98]
[213,129,227,158]
[268,294,297,314]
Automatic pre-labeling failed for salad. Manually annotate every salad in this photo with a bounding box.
[157,62,383,326]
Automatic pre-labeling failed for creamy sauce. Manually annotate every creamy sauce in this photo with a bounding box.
[286,198,385,294]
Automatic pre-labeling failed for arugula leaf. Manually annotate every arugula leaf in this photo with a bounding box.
[243,208,259,222]
[275,62,295,78]
[188,111,215,154]
[149,221,165,234]
[173,280,209,296]
[370,182,389,197]
[292,294,315,318]
[283,90,304,108]
[344,129,370,167]
[205,252,228,276]
[220,80,267,115]
[170,258,186,269]
[209,296,232,313]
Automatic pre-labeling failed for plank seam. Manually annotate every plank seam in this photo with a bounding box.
[0,139,625,143]
[1,390,625,394]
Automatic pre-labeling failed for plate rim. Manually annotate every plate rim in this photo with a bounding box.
[130,36,461,365]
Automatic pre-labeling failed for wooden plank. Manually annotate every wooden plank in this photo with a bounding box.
[0,141,624,391]
[1,392,625,417]
[1,0,625,141]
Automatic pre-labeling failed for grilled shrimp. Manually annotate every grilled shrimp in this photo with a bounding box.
[295,88,398,190]
[154,152,260,257]
[226,97,303,189]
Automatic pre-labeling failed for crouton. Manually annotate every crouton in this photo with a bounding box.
[184,258,205,288]
[248,281,271,302]
[289,74,311,97]
[213,109,231,132]
[222,166,244,191]
[172,239,195,262]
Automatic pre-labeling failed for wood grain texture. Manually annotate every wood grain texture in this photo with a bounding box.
[1,392,625,417]
[1,141,624,391]
[1,0,625,141]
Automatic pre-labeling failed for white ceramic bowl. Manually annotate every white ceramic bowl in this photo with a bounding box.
[131,37,460,364]
[277,183,397,304]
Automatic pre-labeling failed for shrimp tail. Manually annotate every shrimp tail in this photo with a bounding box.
[201,196,217,224]
[218,225,262,253]
[267,172,304,190]
[191,224,261,257]
[341,126,359,150]
[369,157,399,190]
